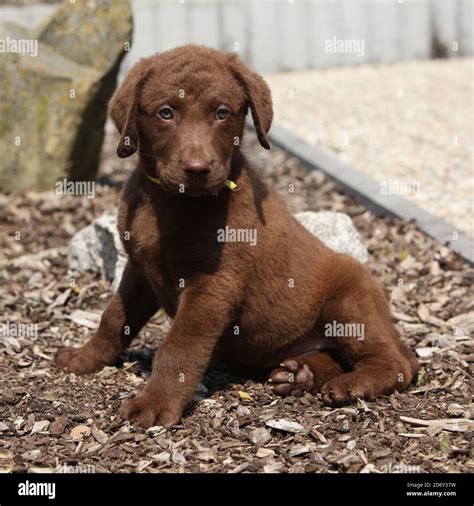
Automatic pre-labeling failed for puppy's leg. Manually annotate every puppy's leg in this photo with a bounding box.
[319,256,419,406]
[55,262,159,375]
[269,351,344,397]
[321,348,418,406]
[119,282,236,428]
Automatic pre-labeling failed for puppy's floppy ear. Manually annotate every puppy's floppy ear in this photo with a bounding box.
[108,59,152,158]
[228,55,273,149]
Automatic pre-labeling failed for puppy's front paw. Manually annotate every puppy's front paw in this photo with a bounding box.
[119,390,182,428]
[54,345,107,375]
[321,373,375,406]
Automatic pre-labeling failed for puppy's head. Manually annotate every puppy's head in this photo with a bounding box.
[108,45,273,196]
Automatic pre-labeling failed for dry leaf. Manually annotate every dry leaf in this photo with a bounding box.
[70,424,91,440]
[400,416,473,433]
[266,419,306,434]
[238,391,253,402]
[31,420,50,434]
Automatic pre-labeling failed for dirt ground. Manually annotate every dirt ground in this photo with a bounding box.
[0,128,472,474]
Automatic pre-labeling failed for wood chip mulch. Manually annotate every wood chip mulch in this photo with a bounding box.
[0,129,472,474]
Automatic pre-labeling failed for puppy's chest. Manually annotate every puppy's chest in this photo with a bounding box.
[121,210,161,265]
[118,203,222,280]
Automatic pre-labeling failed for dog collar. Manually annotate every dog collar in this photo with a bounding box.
[144,172,238,191]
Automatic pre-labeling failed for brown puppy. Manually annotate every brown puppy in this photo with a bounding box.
[55,45,419,427]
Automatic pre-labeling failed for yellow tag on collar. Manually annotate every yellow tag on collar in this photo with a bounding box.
[225,179,238,191]
[144,172,162,185]
[144,172,238,191]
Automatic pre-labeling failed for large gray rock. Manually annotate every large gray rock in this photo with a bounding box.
[68,213,127,292]
[295,211,368,263]
[0,0,132,192]
[68,211,368,290]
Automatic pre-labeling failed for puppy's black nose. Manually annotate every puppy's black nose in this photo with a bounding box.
[184,159,211,175]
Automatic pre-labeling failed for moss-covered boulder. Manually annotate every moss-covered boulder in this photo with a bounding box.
[0,0,132,192]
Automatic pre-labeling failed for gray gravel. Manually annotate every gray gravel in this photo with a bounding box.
[265,58,474,236]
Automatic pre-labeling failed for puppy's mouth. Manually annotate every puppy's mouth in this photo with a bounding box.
[189,176,232,197]
[158,175,229,197]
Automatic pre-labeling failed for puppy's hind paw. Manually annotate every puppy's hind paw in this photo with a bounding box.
[268,359,314,397]
[321,373,375,406]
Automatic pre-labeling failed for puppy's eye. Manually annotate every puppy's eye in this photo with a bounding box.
[158,107,174,120]
[216,107,230,120]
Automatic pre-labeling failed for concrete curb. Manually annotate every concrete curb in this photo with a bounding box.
[267,124,474,265]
